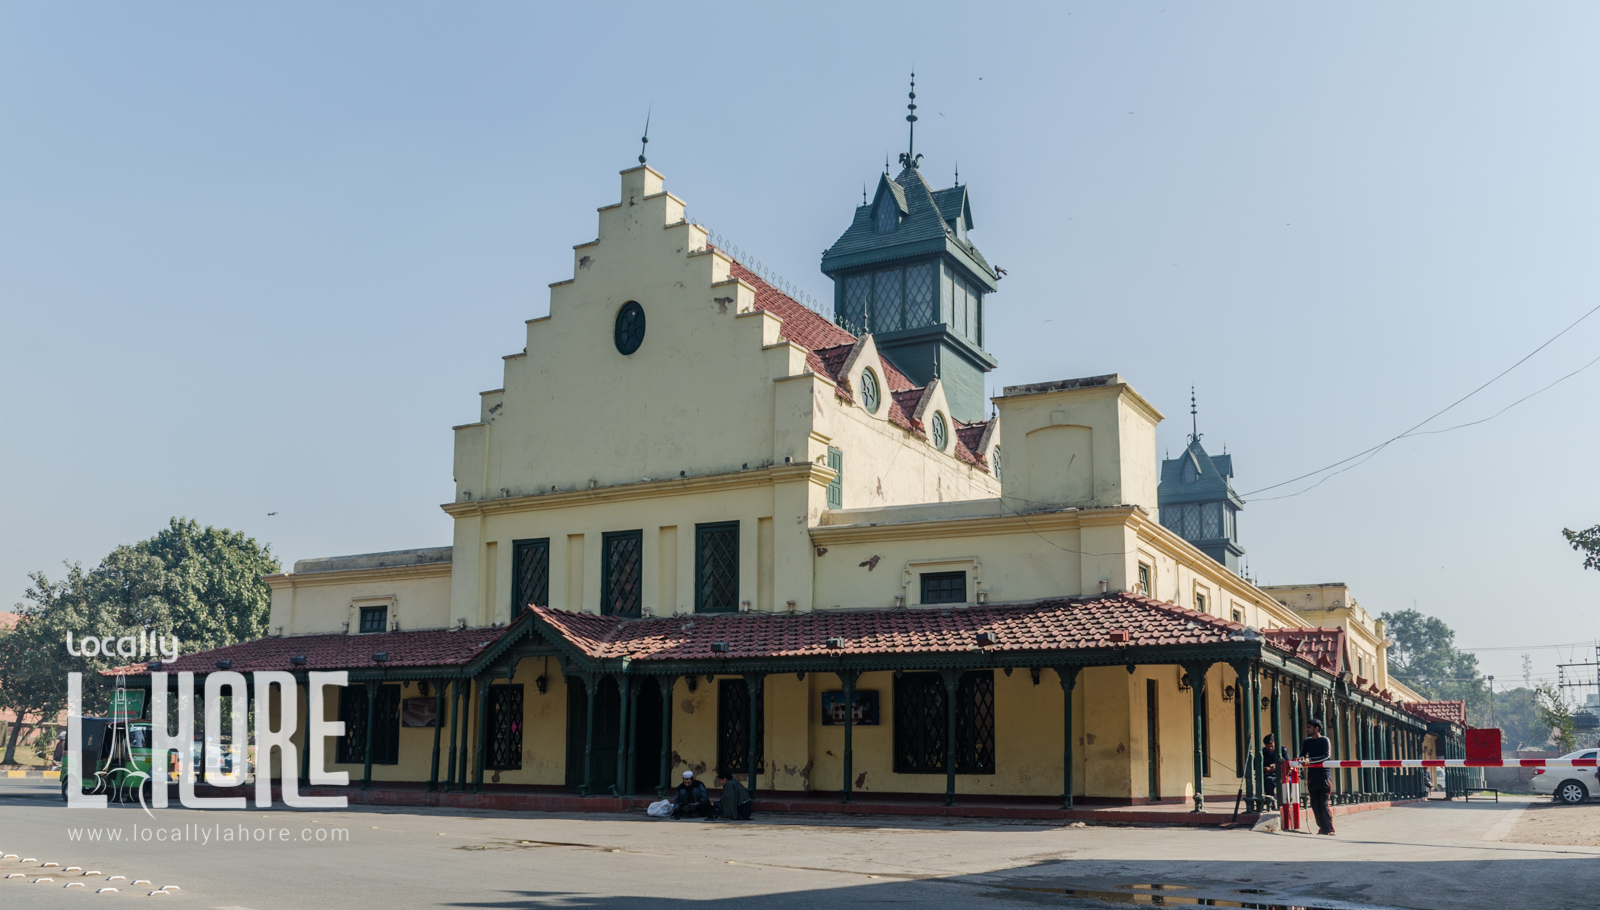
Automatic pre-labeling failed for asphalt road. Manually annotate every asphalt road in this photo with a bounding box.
[2,778,1596,909]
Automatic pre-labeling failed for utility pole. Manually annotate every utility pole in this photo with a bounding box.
[1487,676,1495,726]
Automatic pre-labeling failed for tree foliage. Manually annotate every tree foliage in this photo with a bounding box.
[0,518,278,746]
[1381,609,1487,714]
[1485,686,1547,752]
[1565,524,1600,572]
[1537,683,1578,753]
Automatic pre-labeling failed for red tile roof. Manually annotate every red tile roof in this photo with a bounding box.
[718,251,987,472]
[100,627,509,676]
[727,259,853,379]
[530,593,1247,662]
[1262,627,1347,675]
[1405,700,1467,725]
[0,611,17,631]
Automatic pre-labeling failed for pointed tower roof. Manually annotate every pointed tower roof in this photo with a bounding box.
[1159,437,1244,508]
[822,167,996,285]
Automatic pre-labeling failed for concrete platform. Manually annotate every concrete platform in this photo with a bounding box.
[256,781,1284,825]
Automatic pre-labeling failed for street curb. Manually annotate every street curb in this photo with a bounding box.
[2,769,60,779]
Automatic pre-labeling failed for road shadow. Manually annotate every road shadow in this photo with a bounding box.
[438,854,1600,910]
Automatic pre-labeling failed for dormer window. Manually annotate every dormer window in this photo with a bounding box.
[931,412,948,452]
[1181,454,1199,484]
[875,196,899,234]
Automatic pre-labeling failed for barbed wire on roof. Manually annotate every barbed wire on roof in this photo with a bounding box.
[698,227,833,322]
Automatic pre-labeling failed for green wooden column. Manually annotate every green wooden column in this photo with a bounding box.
[428,680,444,791]
[836,670,859,803]
[624,677,640,797]
[360,681,378,790]
[940,669,962,807]
[472,675,489,793]
[744,674,765,791]
[581,674,597,797]
[1185,662,1212,812]
[1268,673,1282,807]
[1229,661,1255,813]
[1057,666,1081,810]
[658,676,675,797]
[1250,664,1265,812]
[615,674,631,797]
[445,679,461,791]
[455,679,471,791]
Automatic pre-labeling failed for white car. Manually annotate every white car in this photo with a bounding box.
[1531,749,1598,804]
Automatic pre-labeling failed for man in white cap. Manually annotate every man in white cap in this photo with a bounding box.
[671,769,710,819]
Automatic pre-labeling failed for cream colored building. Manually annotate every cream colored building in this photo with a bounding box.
[112,156,1460,813]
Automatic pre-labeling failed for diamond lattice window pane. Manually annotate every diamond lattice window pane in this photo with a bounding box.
[842,275,870,335]
[513,539,549,611]
[602,532,643,616]
[956,672,996,773]
[716,679,764,777]
[872,268,904,332]
[696,522,739,612]
[487,685,525,771]
[905,263,936,326]
[893,674,948,773]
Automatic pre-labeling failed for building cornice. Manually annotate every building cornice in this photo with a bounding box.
[262,560,453,591]
[440,462,830,519]
[810,505,1137,546]
[1128,511,1309,628]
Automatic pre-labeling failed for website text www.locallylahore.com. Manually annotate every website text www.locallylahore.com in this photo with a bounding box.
[68,823,350,844]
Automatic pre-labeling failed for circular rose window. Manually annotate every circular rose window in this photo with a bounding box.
[614,301,646,355]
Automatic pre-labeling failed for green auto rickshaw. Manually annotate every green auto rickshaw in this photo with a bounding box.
[60,717,155,804]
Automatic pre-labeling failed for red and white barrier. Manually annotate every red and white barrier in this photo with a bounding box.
[1297,759,1597,769]
[1280,765,1302,831]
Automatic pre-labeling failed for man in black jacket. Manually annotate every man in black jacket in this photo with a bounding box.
[1261,734,1288,805]
[1299,718,1335,835]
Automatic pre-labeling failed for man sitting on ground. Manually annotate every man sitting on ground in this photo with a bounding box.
[714,773,753,821]
[672,770,710,819]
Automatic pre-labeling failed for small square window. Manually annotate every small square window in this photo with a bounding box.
[921,571,967,605]
[359,605,388,633]
[1194,592,1208,614]
[1231,608,1243,624]
[1137,563,1152,596]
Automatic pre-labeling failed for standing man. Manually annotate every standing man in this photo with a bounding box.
[1299,718,1335,836]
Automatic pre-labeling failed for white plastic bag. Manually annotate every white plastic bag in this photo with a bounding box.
[647,799,673,818]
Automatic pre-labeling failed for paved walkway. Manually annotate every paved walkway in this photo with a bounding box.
[1,779,1594,909]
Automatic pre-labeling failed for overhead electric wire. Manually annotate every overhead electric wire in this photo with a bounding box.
[1240,301,1600,500]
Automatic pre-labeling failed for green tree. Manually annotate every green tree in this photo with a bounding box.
[1486,686,1547,752]
[1565,524,1600,572]
[0,518,278,761]
[1537,683,1577,753]
[1380,609,1487,716]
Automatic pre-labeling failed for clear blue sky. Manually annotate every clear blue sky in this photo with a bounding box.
[3,2,1598,691]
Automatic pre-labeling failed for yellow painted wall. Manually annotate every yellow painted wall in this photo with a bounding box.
[266,565,451,637]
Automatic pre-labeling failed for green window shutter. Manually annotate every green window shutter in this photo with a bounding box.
[826,447,843,509]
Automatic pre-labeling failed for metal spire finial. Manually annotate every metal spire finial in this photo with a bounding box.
[954,159,960,186]
[897,72,921,171]
[1189,386,1200,443]
[863,182,868,205]
[638,106,651,166]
